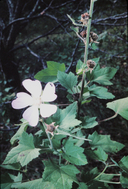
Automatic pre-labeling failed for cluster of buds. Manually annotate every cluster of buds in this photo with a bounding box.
[79,12,90,25]
[80,30,98,43]
[45,122,58,136]
[87,60,96,73]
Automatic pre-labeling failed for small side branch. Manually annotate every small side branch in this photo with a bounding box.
[66,39,80,73]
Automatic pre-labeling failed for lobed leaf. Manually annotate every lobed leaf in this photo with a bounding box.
[52,102,81,130]
[14,179,55,189]
[107,97,128,120]
[34,61,65,83]
[120,172,128,188]
[89,84,115,99]
[85,147,108,162]
[3,132,40,166]
[57,71,77,94]
[118,156,128,173]
[88,131,124,153]
[10,119,28,145]
[62,140,88,165]
[81,116,98,129]
[42,160,79,189]
[87,66,117,85]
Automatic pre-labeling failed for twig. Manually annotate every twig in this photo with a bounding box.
[27,0,40,18]
[66,39,80,73]
[9,25,60,53]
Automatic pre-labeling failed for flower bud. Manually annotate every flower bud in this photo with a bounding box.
[90,32,98,41]
[45,122,58,136]
[87,60,96,73]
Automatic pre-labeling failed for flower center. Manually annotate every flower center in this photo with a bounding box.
[32,96,41,107]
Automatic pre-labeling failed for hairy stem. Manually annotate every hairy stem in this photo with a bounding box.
[77,0,95,116]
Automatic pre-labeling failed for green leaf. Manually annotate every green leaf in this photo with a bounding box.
[52,102,81,130]
[85,147,108,162]
[3,132,40,166]
[10,120,28,145]
[76,59,84,75]
[57,71,77,94]
[34,61,65,83]
[62,140,88,165]
[14,179,55,189]
[70,26,79,33]
[43,160,79,189]
[67,14,76,24]
[98,31,107,41]
[11,173,22,188]
[88,131,124,153]
[107,97,128,120]
[119,156,128,173]
[78,182,88,189]
[81,116,98,129]
[88,181,111,189]
[87,67,117,85]
[96,173,114,182]
[82,167,99,183]
[0,163,21,171]
[91,43,98,50]
[1,173,14,189]
[91,57,100,64]
[120,172,128,188]
[89,84,115,99]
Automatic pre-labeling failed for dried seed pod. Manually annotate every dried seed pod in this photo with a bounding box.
[80,30,87,38]
[87,60,96,71]
[90,32,98,41]
[81,12,90,19]
[80,12,90,25]
[45,122,58,136]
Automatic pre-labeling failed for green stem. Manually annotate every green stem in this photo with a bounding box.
[94,164,108,180]
[98,180,120,184]
[56,128,92,141]
[59,155,62,165]
[77,0,95,116]
[99,113,118,123]
[43,122,54,150]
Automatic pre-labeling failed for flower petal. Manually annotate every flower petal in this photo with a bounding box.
[22,79,42,97]
[40,104,57,118]
[41,82,57,102]
[12,92,33,109]
[23,106,39,127]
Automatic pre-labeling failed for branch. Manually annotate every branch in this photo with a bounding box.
[50,0,76,9]
[27,0,40,18]
[66,39,80,73]
[92,12,127,26]
[6,0,14,22]
[26,46,49,69]
[9,25,60,53]
[44,13,71,37]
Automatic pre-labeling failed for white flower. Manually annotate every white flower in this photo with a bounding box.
[12,79,57,127]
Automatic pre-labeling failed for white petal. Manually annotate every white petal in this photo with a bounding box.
[23,106,39,127]
[22,79,42,97]
[11,92,33,109]
[41,82,57,102]
[40,104,57,118]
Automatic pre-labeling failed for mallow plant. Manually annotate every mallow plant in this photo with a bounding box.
[1,0,128,188]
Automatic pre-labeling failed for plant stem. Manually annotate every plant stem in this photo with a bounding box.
[59,155,62,165]
[98,180,120,184]
[43,122,54,150]
[77,0,95,116]
[99,113,118,123]
[94,164,108,180]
